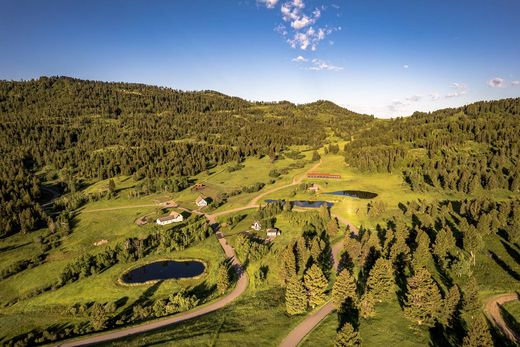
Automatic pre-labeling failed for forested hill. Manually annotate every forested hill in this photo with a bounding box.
[344,97,520,194]
[0,76,372,237]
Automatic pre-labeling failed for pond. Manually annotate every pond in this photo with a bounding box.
[324,190,378,199]
[264,199,334,208]
[121,260,205,284]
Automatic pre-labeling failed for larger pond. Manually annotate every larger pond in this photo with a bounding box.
[325,190,378,199]
[121,260,205,284]
[264,199,334,208]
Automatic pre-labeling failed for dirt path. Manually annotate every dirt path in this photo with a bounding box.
[484,293,519,344]
[57,231,248,347]
[56,160,325,346]
[279,234,344,347]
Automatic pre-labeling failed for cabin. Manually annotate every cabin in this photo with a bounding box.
[156,211,184,225]
[196,195,208,207]
[266,228,281,238]
[307,172,341,179]
[251,221,262,231]
[308,184,319,192]
[191,183,205,191]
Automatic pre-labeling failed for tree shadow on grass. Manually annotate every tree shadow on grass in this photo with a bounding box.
[112,280,164,324]
[501,240,520,266]
[488,251,520,281]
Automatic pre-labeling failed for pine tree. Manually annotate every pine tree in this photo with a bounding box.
[108,179,116,193]
[404,267,443,326]
[285,276,307,315]
[281,243,298,284]
[216,263,230,295]
[412,231,433,268]
[334,322,361,347]
[440,284,461,326]
[462,315,493,347]
[332,269,357,309]
[304,264,328,308]
[366,257,395,302]
[462,277,481,318]
[312,151,321,162]
[359,292,376,319]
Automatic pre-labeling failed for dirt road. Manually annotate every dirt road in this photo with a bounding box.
[484,293,519,344]
[279,236,344,347]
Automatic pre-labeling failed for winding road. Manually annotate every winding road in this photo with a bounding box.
[484,293,519,344]
[56,160,329,346]
[279,221,356,347]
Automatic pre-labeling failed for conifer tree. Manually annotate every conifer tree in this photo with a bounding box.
[304,264,328,308]
[281,243,298,284]
[216,263,230,295]
[332,269,357,309]
[412,231,433,268]
[285,276,307,315]
[440,284,461,326]
[366,257,395,302]
[404,267,443,326]
[312,151,321,162]
[462,315,493,347]
[334,322,362,347]
[462,277,481,318]
[359,292,376,319]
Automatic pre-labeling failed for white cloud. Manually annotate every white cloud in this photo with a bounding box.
[487,77,505,88]
[512,80,520,86]
[307,58,343,71]
[292,55,308,62]
[258,0,279,9]
[403,64,409,69]
[405,95,421,102]
[445,83,467,98]
[263,0,338,51]
[430,93,441,101]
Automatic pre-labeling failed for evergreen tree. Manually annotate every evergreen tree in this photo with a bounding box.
[312,151,321,162]
[359,292,376,319]
[108,179,116,193]
[462,315,493,347]
[440,284,461,326]
[216,263,230,295]
[366,257,395,302]
[304,264,328,308]
[281,243,298,284]
[332,269,357,309]
[285,276,307,315]
[404,267,443,326]
[412,231,433,268]
[334,322,362,347]
[462,277,481,318]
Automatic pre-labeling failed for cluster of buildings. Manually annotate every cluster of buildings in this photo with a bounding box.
[251,221,281,238]
[156,195,209,226]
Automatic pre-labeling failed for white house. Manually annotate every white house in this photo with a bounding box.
[266,228,281,238]
[156,211,184,225]
[196,195,208,207]
[251,221,262,231]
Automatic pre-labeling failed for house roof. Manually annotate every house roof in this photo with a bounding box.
[196,195,207,203]
[158,215,177,222]
[267,228,280,234]
[168,211,180,217]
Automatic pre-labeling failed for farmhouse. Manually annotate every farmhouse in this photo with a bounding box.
[156,211,184,225]
[308,183,319,192]
[307,172,341,179]
[251,221,262,231]
[196,195,208,207]
[266,228,281,238]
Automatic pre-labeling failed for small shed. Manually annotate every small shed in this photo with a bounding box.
[251,221,262,231]
[266,228,281,238]
[196,195,208,207]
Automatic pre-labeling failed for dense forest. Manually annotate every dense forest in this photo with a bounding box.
[0,76,373,237]
[344,98,520,194]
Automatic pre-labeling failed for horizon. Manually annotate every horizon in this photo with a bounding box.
[1,0,520,118]
[4,74,519,119]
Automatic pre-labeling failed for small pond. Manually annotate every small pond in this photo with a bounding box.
[325,190,378,199]
[122,260,205,284]
[264,199,334,208]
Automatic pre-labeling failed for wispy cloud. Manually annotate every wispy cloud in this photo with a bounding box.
[512,80,520,86]
[403,64,409,69]
[388,94,422,112]
[430,93,441,101]
[445,82,467,98]
[291,55,308,62]
[487,77,505,88]
[258,0,279,9]
[260,0,340,51]
[307,58,343,71]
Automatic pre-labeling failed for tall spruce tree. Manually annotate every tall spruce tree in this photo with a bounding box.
[462,315,493,347]
[332,269,357,309]
[404,267,443,326]
[334,322,362,347]
[304,264,328,308]
[216,263,230,295]
[285,276,307,315]
[366,257,395,302]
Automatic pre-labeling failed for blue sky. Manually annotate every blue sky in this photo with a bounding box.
[1,0,519,117]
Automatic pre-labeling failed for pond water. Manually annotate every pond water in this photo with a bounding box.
[325,190,378,199]
[264,199,334,208]
[122,260,205,284]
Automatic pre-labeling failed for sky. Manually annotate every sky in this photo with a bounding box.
[1,0,519,118]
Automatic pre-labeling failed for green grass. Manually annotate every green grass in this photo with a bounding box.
[300,313,338,347]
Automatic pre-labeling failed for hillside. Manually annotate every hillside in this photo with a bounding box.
[0,77,519,347]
